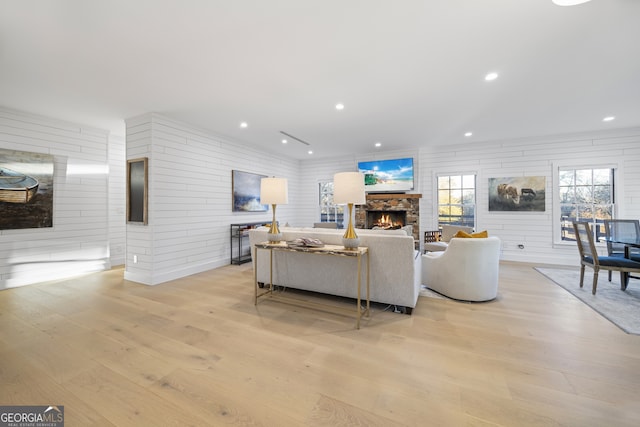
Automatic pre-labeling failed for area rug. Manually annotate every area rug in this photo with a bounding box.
[535,267,640,335]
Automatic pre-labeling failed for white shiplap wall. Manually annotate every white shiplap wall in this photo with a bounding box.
[418,129,640,265]
[124,113,300,285]
[297,149,420,228]
[0,107,112,289]
[108,133,126,267]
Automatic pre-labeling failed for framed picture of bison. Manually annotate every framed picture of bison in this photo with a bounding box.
[488,176,545,212]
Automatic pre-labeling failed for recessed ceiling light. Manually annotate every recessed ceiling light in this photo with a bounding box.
[239,122,248,128]
[464,132,473,137]
[374,142,382,147]
[308,150,313,155]
[603,116,615,122]
[281,139,288,144]
[485,72,498,81]
[335,103,345,111]
[552,0,592,6]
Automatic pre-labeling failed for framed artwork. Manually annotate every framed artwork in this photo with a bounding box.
[127,158,148,224]
[0,148,54,230]
[489,176,546,212]
[232,170,268,212]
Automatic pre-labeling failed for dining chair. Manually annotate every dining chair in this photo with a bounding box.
[603,219,640,280]
[572,221,640,294]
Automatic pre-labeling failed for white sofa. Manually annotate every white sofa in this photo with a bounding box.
[249,227,422,313]
[422,236,501,301]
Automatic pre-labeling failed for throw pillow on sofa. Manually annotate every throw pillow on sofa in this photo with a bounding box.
[453,230,489,238]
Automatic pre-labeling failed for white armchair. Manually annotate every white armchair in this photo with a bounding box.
[422,236,501,301]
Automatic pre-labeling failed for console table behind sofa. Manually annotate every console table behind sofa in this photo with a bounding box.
[249,227,421,314]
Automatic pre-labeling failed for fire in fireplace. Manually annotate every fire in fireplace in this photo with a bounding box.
[367,210,406,229]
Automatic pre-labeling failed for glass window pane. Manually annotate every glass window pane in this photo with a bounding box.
[592,169,610,186]
[438,176,450,189]
[450,204,463,216]
[462,206,475,226]
[438,189,450,204]
[559,186,574,203]
[575,170,592,186]
[462,189,475,204]
[449,189,462,204]
[576,204,593,220]
[595,205,612,220]
[575,186,592,203]
[560,204,576,220]
[559,170,575,186]
[462,175,475,188]
[593,185,611,204]
[449,176,462,189]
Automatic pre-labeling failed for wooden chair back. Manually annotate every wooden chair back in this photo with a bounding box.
[573,221,599,266]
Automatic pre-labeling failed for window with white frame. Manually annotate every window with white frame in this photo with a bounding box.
[437,174,476,227]
[319,181,344,227]
[558,168,615,241]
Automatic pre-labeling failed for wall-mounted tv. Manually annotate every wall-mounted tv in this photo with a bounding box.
[357,157,414,193]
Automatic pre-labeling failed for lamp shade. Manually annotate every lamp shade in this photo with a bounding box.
[333,172,365,205]
[260,177,288,205]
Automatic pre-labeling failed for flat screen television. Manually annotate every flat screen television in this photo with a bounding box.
[357,157,414,193]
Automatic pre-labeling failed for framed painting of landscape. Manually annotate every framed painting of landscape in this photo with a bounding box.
[0,148,54,230]
[232,170,268,212]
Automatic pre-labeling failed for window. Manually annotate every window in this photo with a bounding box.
[319,181,344,227]
[437,174,476,227]
[558,168,614,241]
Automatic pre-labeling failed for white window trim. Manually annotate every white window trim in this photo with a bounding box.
[318,179,343,224]
[432,170,478,230]
[551,161,619,247]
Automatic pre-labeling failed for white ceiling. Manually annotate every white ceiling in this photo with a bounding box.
[1,0,639,160]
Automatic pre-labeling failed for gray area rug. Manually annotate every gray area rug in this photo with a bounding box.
[535,267,640,335]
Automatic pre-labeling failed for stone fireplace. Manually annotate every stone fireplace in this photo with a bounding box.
[355,193,421,245]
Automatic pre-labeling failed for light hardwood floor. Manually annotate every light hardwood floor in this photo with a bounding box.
[1,261,640,426]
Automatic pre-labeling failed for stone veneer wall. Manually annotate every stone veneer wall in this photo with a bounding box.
[355,194,421,243]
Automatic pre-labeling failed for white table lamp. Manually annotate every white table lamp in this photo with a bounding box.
[260,177,288,242]
[334,172,366,249]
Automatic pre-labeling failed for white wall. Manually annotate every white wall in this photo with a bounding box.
[296,129,640,266]
[124,113,300,285]
[419,129,640,265]
[297,149,421,228]
[3,106,639,288]
[108,133,126,266]
[0,107,113,289]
